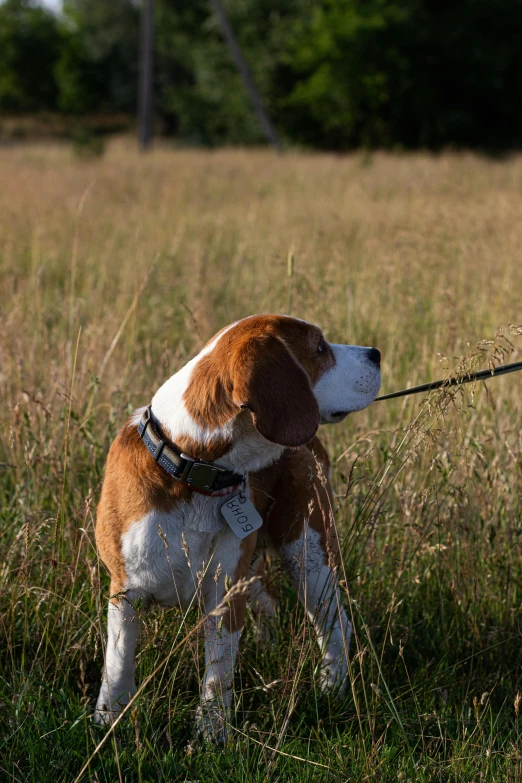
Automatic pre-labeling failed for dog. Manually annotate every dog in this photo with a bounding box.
[93,314,381,740]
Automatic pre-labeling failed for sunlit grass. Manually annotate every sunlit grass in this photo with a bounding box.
[1,139,521,781]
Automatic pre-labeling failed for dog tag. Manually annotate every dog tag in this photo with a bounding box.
[221,492,263,539]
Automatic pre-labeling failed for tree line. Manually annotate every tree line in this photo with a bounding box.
[1,0,522,150]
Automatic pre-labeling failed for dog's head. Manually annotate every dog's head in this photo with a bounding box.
[183,314,380,448]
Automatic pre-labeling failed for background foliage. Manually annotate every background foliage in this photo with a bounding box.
[2,0,522,149]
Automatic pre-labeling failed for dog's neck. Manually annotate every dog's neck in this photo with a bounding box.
[150,356,284,476]
[151,353,229,447]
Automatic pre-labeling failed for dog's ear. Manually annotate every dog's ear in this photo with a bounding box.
[232,335,319,447]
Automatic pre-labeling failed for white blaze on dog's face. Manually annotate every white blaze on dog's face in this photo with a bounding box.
[313,343,381,423]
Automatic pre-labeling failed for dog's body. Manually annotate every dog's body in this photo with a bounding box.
[94,315,380,739]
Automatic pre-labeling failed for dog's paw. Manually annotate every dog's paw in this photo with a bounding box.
[93,684,135,726]
[318,658,349,696]
[195,703,230,745]
[92,706,115,726]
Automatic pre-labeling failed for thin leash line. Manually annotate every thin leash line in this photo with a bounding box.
[374,360,522,401]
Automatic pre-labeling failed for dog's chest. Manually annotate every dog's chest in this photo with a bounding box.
[120,498,243,610]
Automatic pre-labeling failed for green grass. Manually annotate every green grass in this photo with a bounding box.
[1,140,521,781]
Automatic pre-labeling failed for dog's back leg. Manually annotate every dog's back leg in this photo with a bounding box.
[256,441,352,693]
[277,525,351,692]
[247,550,277,641]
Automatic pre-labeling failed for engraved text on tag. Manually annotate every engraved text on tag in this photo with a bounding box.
[220,493,263,539]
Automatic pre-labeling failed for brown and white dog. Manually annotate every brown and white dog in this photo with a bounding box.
[93,314,381,740]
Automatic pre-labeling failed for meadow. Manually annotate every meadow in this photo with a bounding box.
[1,140,521,782]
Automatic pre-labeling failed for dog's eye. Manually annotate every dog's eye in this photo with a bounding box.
[317,340,326,354]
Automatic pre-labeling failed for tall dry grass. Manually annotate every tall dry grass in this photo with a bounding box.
[1,139,521,781]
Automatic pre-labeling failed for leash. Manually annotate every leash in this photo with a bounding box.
[374,360,522,402]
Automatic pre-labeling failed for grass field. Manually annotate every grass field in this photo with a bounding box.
[1,139,521,782]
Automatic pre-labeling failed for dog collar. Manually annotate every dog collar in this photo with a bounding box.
[137,406,244,497]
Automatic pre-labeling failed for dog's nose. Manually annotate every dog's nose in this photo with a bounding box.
[367,347,381,366]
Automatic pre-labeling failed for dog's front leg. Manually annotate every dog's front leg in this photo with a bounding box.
[280,526,352,693]
[196,530,257,742]
[197,612,241,743]
[94,586,148,724]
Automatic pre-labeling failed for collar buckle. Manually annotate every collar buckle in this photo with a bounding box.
[179,454,227,493]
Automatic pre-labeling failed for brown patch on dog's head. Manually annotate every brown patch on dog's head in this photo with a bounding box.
[184,315,335,447]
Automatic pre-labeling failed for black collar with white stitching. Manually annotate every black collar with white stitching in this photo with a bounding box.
[137,406,244,496]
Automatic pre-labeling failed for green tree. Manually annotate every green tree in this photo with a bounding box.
[280,0,522,150]
[153,0,313,145]
[0,0,62,111]
[56,0,140,114]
